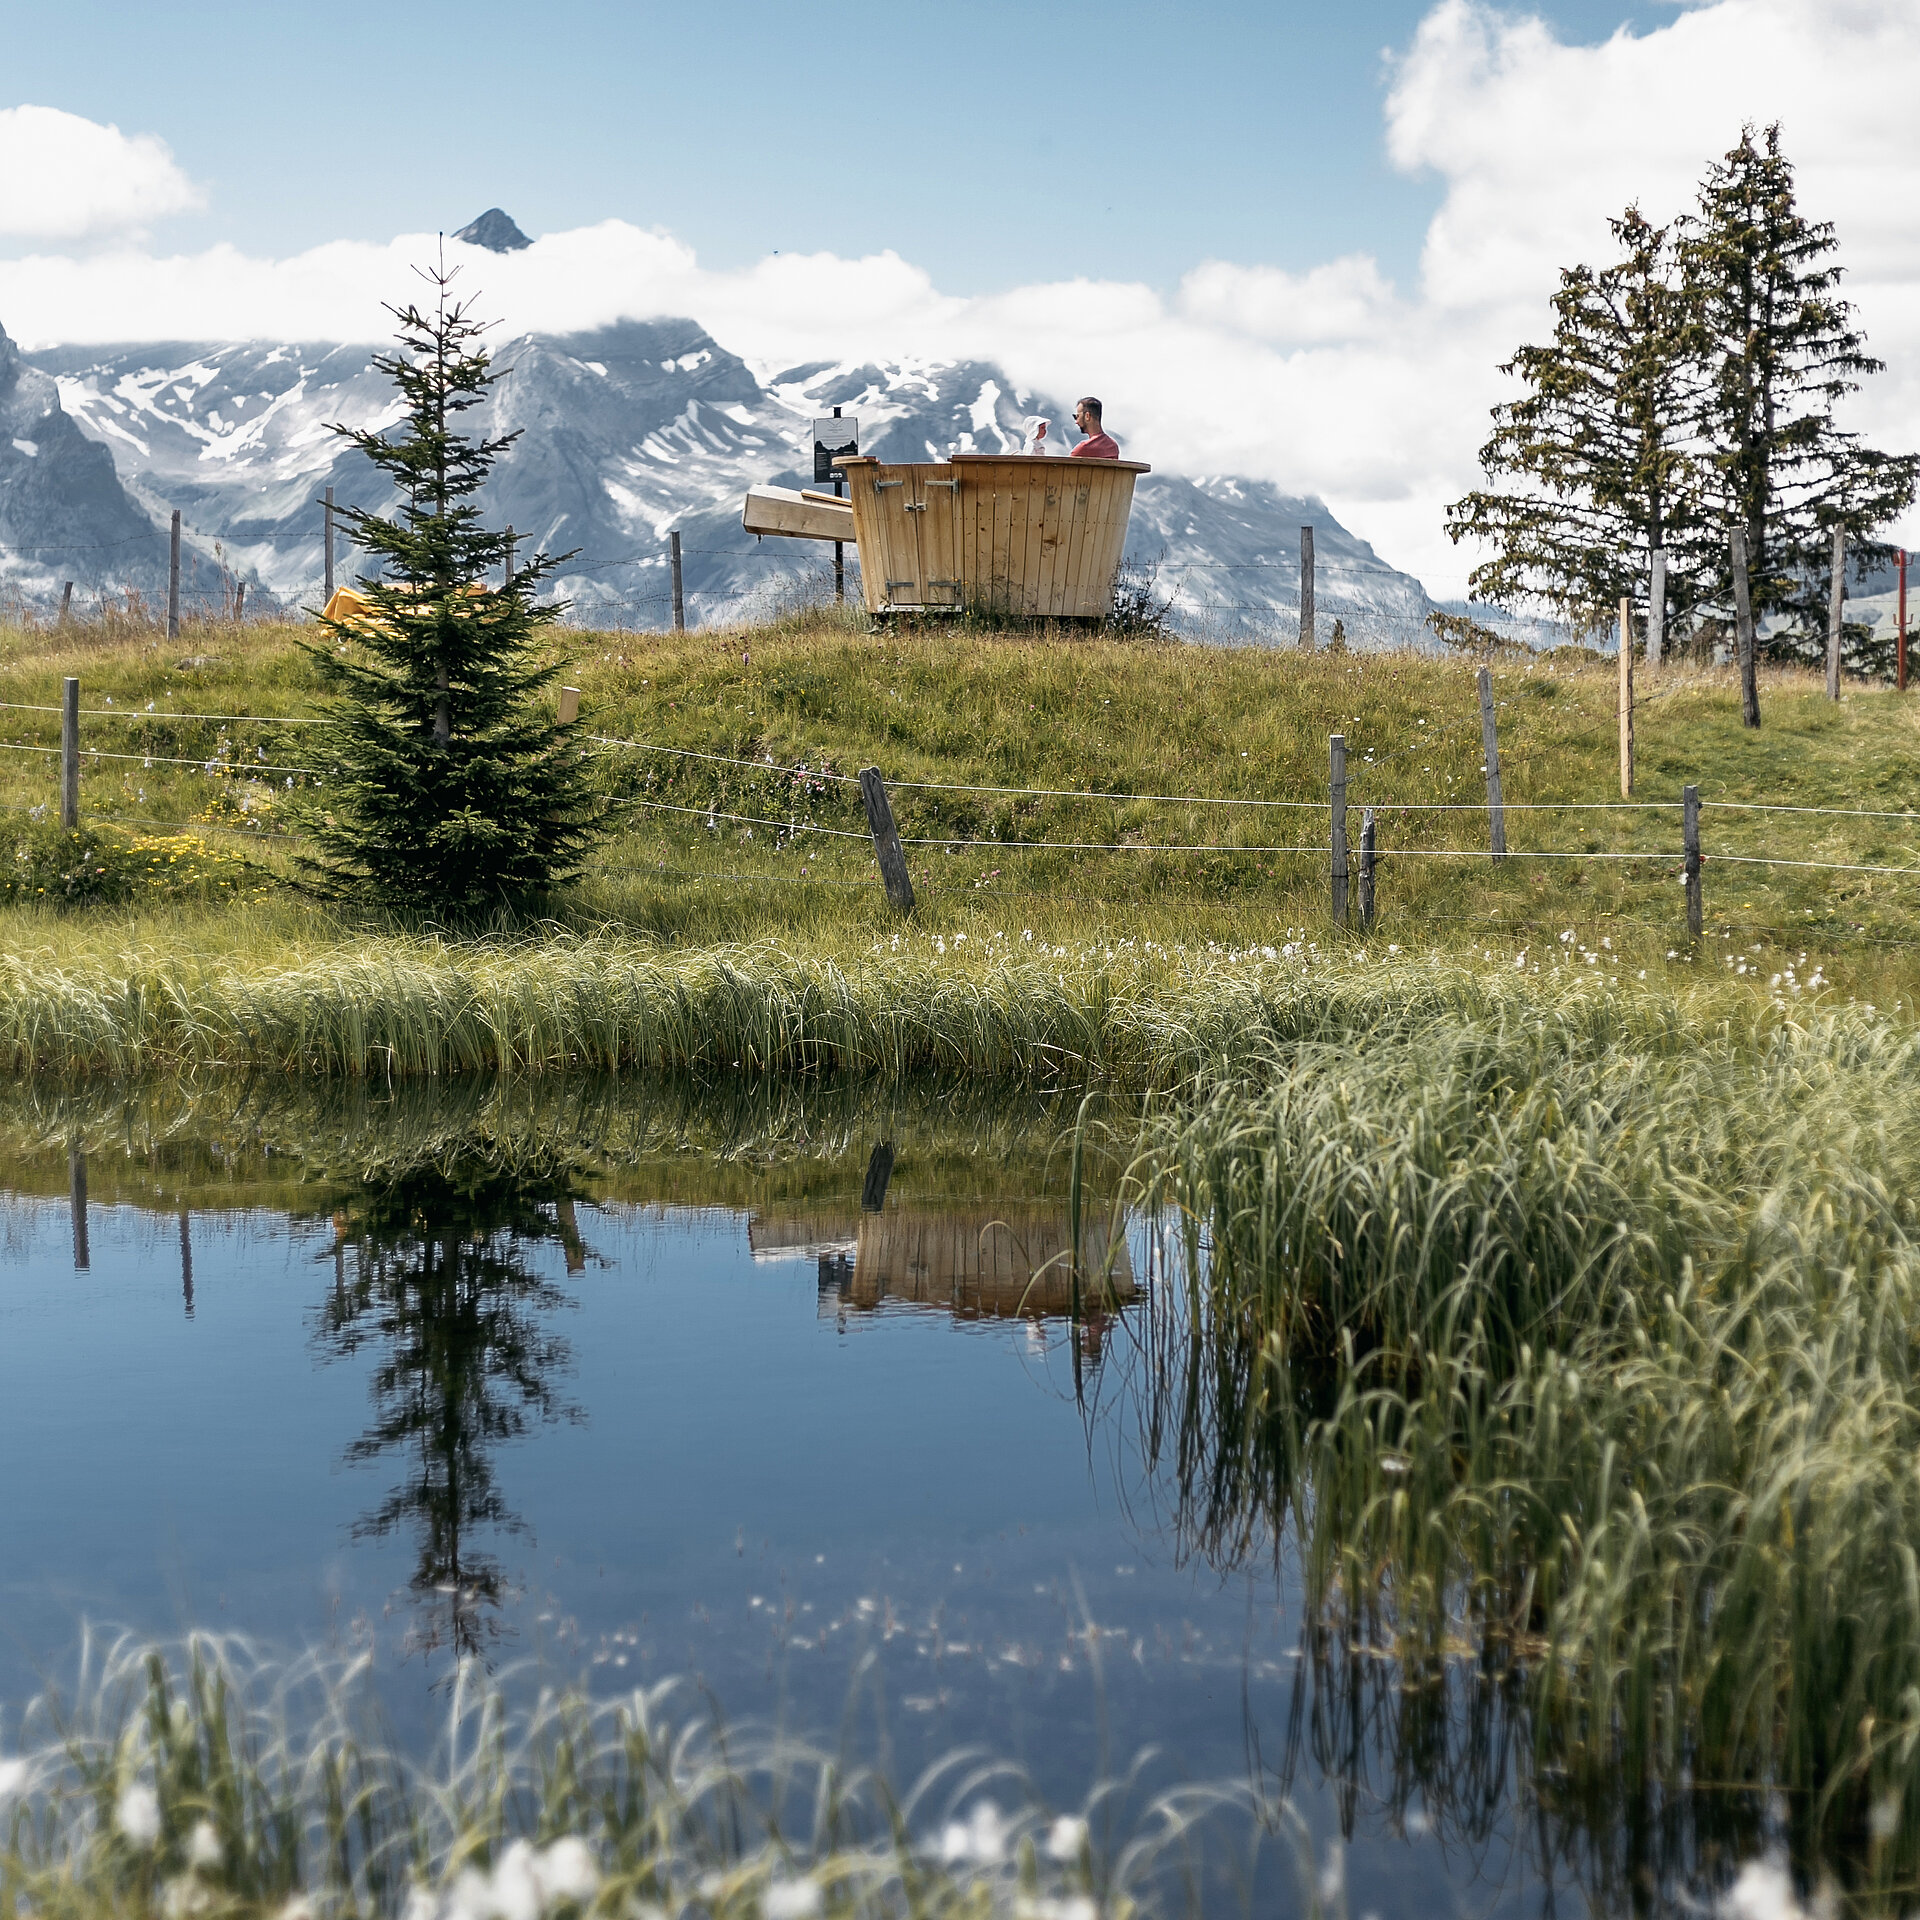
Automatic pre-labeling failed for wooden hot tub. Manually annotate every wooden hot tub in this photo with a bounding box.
[741,453,1149,618]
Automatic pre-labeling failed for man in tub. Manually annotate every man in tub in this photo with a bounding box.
[1068,396,1119,460]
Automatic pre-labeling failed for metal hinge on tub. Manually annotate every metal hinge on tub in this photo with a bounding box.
[885,580,917,591]
[924,478,959,490]
[874,479,903,491]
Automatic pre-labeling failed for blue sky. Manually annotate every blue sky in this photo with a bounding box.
[9,0,1646,292]
[3,0,1914,585]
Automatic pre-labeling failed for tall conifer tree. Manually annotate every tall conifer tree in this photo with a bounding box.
[1446,208,1705,633]
[299,267,600,911]
[1681,124,1917,672]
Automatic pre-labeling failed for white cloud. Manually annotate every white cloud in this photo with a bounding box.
[0,105,202,240]
[0,0,1916,592]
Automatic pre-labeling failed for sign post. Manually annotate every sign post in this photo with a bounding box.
[813,410,858,604]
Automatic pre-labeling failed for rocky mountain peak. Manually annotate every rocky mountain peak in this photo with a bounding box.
[454,209,532,253]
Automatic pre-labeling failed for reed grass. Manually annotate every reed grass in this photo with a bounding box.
[1116,984,1920,1904]
[0,1634,1310,1920]
[0,914,1756,1084]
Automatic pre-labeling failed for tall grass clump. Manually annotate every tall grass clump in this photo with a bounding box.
[0,926,1735,1084]
[0,1634,1312,1920]
[1120,988,1920,1901]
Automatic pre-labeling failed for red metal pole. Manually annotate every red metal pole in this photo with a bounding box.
[1900,548,1909,691]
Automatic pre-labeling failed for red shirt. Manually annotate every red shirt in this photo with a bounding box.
[1071,431,1119,459]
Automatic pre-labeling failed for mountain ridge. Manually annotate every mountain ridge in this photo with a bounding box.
[17,310,1434,639]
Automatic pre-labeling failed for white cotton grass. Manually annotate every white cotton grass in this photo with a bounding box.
[0,1634,1278,1920]
[115,1780,162,1847]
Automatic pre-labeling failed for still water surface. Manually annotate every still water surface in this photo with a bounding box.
[1,1078,1615,1916]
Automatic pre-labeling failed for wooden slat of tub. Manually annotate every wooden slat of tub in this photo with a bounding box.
[924,464,961,607]
[1086,466,1126,616]
[842,464,888,614]
[990,467,1019,613]
[1052,467,1089,617]
[865,464,918,609]
[1031,465,1066,615]
[1078,467,1119,617]
[1076,467,1130,616]
[999,468,1025,612]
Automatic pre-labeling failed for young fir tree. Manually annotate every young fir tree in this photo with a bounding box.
[299,270,600,911]
[1445,207,1706,635]
[1682,124,1918,676]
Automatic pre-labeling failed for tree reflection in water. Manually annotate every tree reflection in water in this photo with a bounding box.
[315,1164,585,1661]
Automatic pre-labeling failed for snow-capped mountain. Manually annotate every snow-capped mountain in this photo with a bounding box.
[23,266,1433,639]
[0,319,169,608]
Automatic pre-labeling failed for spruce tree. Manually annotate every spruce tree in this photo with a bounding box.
[1682,124,1917,672]
[299,268,600,911]
[1446,208,1706,633]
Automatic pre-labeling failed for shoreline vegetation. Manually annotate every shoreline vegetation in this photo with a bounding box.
[13,612,1920,1908]
[1,1634,1270,1920]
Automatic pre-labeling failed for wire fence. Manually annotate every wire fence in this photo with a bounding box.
[9,673,1920,934]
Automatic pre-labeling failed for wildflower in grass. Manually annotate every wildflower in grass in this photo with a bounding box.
[1045,1815,1088,1862]
[764,1877,822,1920]
[187,1819,221,1869]
[116,1780,161,1846]
[939,1800,1007,1865]
[0,1757,25,1802]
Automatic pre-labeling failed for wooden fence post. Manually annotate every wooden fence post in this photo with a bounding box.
[1826,525,1845,701]
[69,1147,89,1271]
[1299,525,1315,652]
[557,686,581,726]
[671,530,686,633]
[1477,665,1507,859]
[1357,807,1376,930]
[234,580,245,622]
[1329,732,1348,928]
[168,509,181,643]
[858,765,915,912]
[323,487,335,604]
[860,1141,896,1212]
[1648,547,1666,666]
[58,581,73,624]
[1683,783,1702,938]
[1619,596,1634,796]
[61,676,79,829]
[1731,527,1759,729]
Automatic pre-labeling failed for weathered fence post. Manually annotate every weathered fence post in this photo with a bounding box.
[58,580,73,624]
[1826,525,1845,701]
[860,1141,896,1212]
[168,509,181,642]
[1731,527,1759,729]
[1329,732,1348,928]
[1299,525,1316,653]
[557,685,581,726]
[1683,783,1702,938]
[859,765,915,912]
[1477,665,1507,859]
[1648,547,1666,666]
[323,486,335,604]
[1357,807,1377,930]
[61,676,79,829]
[1619,595,1634,797]
[69,1147,89,1271]
[234,579,245,622]
[670,530,686,634]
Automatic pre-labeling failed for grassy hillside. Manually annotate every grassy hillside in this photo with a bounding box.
[3,604,1920,1016]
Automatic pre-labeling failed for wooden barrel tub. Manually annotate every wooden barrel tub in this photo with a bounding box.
[741,454,1149,618]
